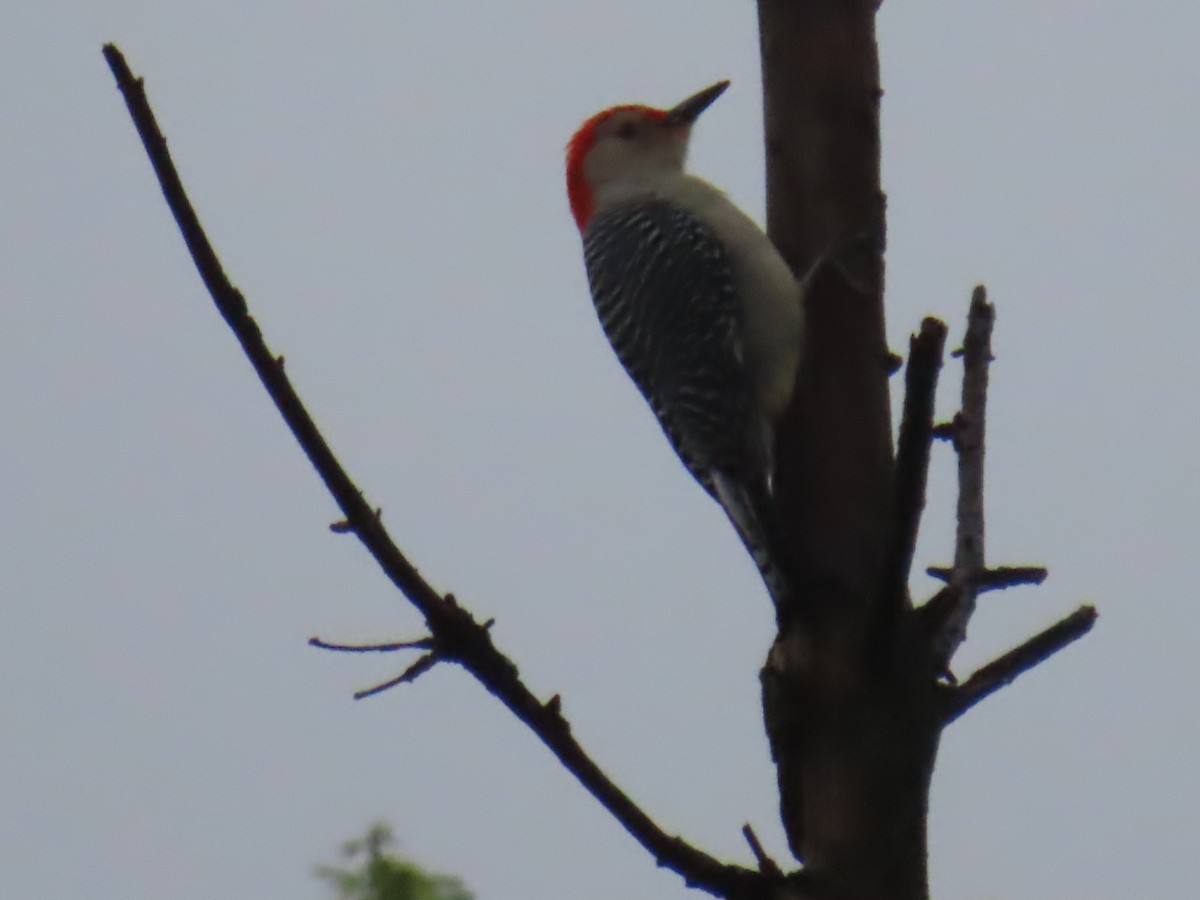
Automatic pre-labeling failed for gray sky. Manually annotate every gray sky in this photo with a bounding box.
[3,2,1198,898]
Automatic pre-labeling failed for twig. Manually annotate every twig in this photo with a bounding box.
[102,43,772,900]
[925,565,1047,592]
[884,317,947,618]
[929,286,995,667]
[309,634,443,696]
[355,652,439,699]
[940,605,1098,724]
[741,824,783,878]
[309,636,435,653]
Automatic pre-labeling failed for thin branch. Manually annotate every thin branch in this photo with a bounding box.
[355,652,439,699]
[103,43,773,900]
[925,565,1047,593]
[309,634,442,697]
[940,605,1098,725]
[741,825,783,878]
[929,286,995,667]
[309,636,436,653]
[883,317,947,619]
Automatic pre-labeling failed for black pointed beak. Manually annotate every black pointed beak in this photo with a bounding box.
[664,80,730,126]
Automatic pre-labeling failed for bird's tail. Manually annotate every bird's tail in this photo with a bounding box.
[711,471,791,612]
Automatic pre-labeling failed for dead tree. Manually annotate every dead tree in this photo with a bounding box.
[103,4,1095,897]
[757,7,1092,896]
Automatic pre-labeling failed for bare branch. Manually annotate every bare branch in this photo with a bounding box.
[741,825,783,879]
[102,43,774,899]
[308,634,442,696]
[925,565,1048,592]
[355,652,440,699]
[308,636,436,653]
[929,286,995,667]
[883,317,947,621]
[940,605,1098,725]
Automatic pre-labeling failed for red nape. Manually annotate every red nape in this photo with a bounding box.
[565,105,664,231]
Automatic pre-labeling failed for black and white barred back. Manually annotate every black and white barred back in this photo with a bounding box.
[583,199,790,608]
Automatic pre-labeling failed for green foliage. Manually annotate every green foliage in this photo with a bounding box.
[316,823,473,900]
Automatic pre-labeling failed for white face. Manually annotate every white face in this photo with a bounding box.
[582,109,691,193]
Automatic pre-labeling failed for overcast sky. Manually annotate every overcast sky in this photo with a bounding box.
[3,2,1198,899]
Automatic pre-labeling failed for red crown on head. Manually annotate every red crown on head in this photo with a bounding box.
[565,105,667,231]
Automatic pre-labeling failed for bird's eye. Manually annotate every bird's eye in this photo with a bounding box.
[615,121,638,140]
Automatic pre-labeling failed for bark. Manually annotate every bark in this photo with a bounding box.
[757,3,938,898]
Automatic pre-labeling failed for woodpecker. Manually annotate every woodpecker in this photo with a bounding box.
[566,80,802,609]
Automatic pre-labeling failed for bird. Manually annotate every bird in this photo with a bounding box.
[566,80,803,609]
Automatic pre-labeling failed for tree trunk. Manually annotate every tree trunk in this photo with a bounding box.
[757,2,939,898]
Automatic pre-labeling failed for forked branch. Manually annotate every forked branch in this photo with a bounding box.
[916,287,1094,719]
[102,42,780,900]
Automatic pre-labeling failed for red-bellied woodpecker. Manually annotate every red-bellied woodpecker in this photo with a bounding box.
[566,80,802,609]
